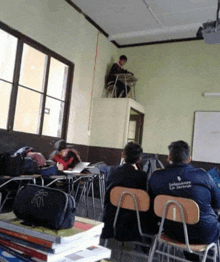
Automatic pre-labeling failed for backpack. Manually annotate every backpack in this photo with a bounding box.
[0,153,24,177]
[13,184,75,230]
[23,157,39,175]
[140,154,164,190]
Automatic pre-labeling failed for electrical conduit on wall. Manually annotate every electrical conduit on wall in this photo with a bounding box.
[88,31,100,135]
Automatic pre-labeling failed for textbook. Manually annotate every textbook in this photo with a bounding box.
[0,235,100,262]
[0,213,103,245]
[59,245,111,262]
[0,244,35,262]
[0,232,101,254]
[0,233,54,254]
[0,227,53,249]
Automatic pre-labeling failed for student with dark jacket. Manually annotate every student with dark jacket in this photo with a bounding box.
[107,55,132,98]
[101,142,159,242]
[149,140,220,245]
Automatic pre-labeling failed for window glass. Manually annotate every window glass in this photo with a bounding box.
[14,87,42,134]
[47,58,68,100]
[0,27,71,138]
[0,29,17,82]
[19,44,46,92]
[42,97,64,138]
[0,81,12,129]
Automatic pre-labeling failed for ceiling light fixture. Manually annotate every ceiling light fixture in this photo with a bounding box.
[203,93,220,97]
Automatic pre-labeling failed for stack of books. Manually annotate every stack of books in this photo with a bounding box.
[0,212,111,262]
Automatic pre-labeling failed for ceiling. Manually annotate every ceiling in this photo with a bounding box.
[69,0,218,47]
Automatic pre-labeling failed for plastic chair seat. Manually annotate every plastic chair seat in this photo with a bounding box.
[160,233,207,252]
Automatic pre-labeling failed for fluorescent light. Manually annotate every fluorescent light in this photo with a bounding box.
[203,93,220,97]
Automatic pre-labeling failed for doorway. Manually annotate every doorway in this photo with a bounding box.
[127,108,144,145]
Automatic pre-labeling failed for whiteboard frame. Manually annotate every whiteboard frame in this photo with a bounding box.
[192,111,220,164]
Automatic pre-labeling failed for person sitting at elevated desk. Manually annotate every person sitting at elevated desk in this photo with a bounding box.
[107,55,133,98]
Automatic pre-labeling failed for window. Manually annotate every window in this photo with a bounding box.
[0,23,73,139]
[0,29,17,129]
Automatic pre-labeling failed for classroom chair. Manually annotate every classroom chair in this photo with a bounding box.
[148,195,218,262]
[104,186,155,252]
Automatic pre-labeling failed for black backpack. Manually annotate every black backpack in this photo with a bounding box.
[13,184,76,230]
[0,153,24,177]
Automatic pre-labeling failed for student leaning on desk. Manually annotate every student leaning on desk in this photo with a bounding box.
[50,140,82,171]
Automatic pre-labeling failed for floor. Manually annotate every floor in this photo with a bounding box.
[75,197,158,262]
[75,196,195,262]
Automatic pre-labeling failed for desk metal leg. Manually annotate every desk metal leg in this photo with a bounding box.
[124,75,128,97]
[40,176,44,187]
[91,181,95,218]
[112,75,119,98]
[99,173,105,210]
[0,191,11,213]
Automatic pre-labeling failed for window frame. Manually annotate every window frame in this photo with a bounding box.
[0,20,74,140]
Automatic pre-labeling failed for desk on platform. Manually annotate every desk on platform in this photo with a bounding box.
[106,73,137,99]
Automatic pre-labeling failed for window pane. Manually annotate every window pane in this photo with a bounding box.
[19,44,46,92]
[42,97,64,137]
[0,29,17,82]
[14,87,42,134]
[47,58,68,100]
[0,81,12,129]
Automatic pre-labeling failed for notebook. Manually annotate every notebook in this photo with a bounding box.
[63,162,90,174]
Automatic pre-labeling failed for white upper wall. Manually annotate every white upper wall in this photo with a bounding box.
[0,0,118,145]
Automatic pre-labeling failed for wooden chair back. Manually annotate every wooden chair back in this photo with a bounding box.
[110,186,150,212]
[154,195,199,225]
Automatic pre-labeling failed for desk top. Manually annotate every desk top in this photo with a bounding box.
[0,174,41,179]
[114,73,137,83]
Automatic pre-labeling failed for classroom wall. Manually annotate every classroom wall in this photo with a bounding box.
[90,98,145,149]
[120,40,220,155]
[0,0,118,146]
[2,0,220,161]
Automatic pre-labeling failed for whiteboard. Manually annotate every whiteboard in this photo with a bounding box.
[192,111,220,163]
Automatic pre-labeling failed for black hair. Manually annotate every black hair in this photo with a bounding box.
[119,55,127,62]
[124,142,143,164]
[168,140,190,164]
[53,139,66,151]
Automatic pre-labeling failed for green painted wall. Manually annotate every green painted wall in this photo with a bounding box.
[0,0,118,146]
[121,41,220,155]
[2,0,220,155]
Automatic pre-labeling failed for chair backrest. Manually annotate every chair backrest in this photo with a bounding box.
[110,186,150,212]
[154,195,199,225]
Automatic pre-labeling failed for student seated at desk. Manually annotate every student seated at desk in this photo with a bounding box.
[149,140,220,246]
[101,142,159,242]
[107,55,133,98]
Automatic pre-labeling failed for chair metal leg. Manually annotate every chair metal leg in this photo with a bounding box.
[104,239,109,247]
[202,244,217,262]
[148,236,158,262]
[167,244,170,262]
[216,240,220,262]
